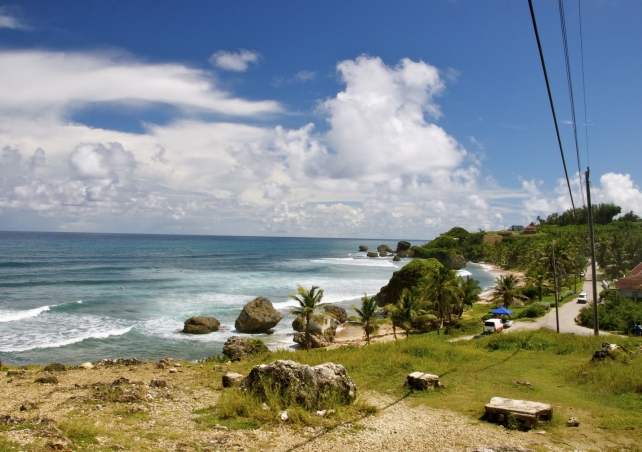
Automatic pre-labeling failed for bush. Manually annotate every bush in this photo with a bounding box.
[578,294,642,333]
[517,304,547,319]
[519,284,539,300]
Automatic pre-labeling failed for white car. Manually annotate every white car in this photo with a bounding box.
[577,293,588,304]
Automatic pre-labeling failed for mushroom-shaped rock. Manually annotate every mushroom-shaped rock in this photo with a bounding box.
[323,304,348,324]
[241,360,357,409]
[222,336,269,362]
[358,245,368,252]
[405,372,440,390]
[377,244,393,254]
[367,252,379,258]
[393,255,401,262]
[182,316,220,334]
[395,241,411,253]
[379,250,388,257]
[235,297,283,333]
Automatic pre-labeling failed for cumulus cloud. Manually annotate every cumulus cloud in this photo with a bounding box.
[209,49,260,72]
[594,173,642,215]
[69,143,137,181]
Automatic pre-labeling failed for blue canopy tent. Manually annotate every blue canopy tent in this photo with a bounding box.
[489,306,514,316]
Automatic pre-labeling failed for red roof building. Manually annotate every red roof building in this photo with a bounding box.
[522,225,537,234]
[614,262,642,300]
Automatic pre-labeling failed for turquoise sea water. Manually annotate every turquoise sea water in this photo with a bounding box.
[0,232,496,365]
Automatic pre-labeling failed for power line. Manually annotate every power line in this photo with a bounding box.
[527,0,577,212]
[577,0,591,168]
[558,0,586,207]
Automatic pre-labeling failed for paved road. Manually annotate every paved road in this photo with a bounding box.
[507,265,610,336]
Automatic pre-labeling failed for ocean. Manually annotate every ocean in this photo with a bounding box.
[0,232,496,365]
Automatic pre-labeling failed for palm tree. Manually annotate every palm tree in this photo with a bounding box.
[289,285,327,351]
[386,288,424,339]
[458,276,482,315]
[346,294,386,345]
[490,274,527,308]
[526,266,552,301]
[421,266,463,334]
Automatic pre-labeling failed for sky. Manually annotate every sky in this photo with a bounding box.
[0,0,641,239]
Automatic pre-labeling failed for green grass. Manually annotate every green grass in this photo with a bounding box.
[209,329,642,443]
[58,419,103,446]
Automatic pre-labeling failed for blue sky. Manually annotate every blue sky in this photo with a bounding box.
[0,0,641,238]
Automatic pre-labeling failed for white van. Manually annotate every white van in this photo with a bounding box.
[484,319,504,334]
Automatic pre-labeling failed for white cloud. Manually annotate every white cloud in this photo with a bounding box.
[294,70,316,82]
[209,49,260,72]
[0,50,280,118]
[594,173,642,215]
[0,7,28,30]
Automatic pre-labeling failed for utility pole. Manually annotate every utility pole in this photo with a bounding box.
[552,244,560,333]
[585,167,599,335]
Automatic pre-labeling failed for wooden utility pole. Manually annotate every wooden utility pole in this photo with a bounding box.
[585,167,599,335]
[552,244,560,333]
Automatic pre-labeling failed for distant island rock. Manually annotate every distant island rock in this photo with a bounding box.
[358,245,368,251]
[183,316,220,334]
[367,252,379,258]
[395,241,411,253]
[235,297,283,334]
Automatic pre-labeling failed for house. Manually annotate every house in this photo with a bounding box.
[614,262,642,300]
[522,225,537,234]
[510,225,524,232]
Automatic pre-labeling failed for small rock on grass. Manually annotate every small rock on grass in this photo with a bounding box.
[567,417,580,427]
[35,376,59,384]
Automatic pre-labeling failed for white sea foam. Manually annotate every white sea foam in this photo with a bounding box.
[311,258,397,268]
[456,269,472,277]
[76,300,83,304]
[0,305,50,323]
[0,325,132,352]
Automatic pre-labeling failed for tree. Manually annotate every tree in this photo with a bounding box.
[289,285,327,351]
[421,266,463,334]
[346,294,386,345]
[386,288,425,339]
[458,276,482,314]
[526,266,552,301]
[490,274,527,308]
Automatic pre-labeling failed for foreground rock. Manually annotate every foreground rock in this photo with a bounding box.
[222,336,269,362]
[241,360,357,409]
[405,372,440,390]
[182,316,220,334]
[292,314,339,333]
[592,342,628,361]
[375,258,442,306]
[484,397,552,429]
[235,297,283,333]
[222,372,245,388]
[293,330,336,349]
[43,363,66,372]
[323,304,348,324]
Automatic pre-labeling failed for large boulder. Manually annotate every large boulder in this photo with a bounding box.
[323,305,348,324]
[358,245,368,252]
[241,360,357,409]
[367,252,379,258]
[450,254,467,270]
[379,250,388,257]
[182,316,220,334]
[395,241,411,253]
[293,330,335,349]
[375,258,442,306]
[222,336,269,362]
[292,314,339,333]
[235,297,283,333]
[377,244,393,254]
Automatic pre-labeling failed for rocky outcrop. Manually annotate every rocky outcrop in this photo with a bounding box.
[235,297,283,333]
[43,363,66,373]
[379,250,388,257]
[292,314,338,333]
[375,258,442,306]
[395,241,411,253]
[241,360,357,409]
[592,342,628,361]
[293,330,335,349]
[393,255,401,262]
[450,254,467,270]
[367,252,379,258]
[323,305,348,324]
[182,316,220,334]
[377,244,393,254]
[358,245,368,252]
[222,336,269,362]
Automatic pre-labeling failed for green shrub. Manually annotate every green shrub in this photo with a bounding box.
[517,304,547,319]
[483,334,550,351]
[578,294,642,333]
